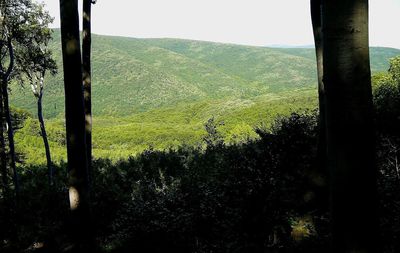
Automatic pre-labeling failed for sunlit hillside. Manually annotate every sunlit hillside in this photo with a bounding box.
[10,30,400,118]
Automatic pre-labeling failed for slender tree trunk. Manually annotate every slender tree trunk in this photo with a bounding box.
[0,38,18,197]
[0,92,8,196]
[0,89,12,245]
[1,85,19,200]
[59,0,93,250]
[37,91,53,186]
[82,0,92,178]
[1,79,18,195]
[322,0,379,252]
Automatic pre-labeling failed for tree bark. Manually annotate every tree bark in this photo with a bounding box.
[322,0,379,252]
[82,0,92,178]
[59,0,93,250]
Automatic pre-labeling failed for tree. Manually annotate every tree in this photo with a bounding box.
[321,0,378,251]
[0,23,18,195]
[28,69,54,185]
[388,56,400,90]
[59,0,93,250]
[16,26,57,186]
[0,0,55,195]
[203,117,224,147]
[82,0,97,181]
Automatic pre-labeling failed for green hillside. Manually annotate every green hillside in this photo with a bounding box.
[10,30,400,118]
[10,31,400,164]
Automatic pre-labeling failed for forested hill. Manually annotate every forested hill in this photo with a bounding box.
[10,30,400,118]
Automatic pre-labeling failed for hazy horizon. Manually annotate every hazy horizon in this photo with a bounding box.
[40,0,400,49]
[49,28,400,50]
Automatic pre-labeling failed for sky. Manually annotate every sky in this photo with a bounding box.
[40,0,400,49]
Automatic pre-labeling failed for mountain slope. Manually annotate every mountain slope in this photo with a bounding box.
[10,30,400,118]
[146,39,317,92]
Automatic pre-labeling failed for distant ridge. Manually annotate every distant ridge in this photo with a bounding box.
[267,44,314,49]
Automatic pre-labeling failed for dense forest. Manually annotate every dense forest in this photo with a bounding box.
[0,0,400,252]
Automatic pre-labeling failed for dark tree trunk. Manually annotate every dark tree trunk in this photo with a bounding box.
[0,88,12,244]
[0,92,8,196]
[82,0,92,178]
[311,0,323,91]
[322,0,379,252]
[1,78,18,196]
[0,38,18,197]
[310,0,328,207]
[37,90,53,185]
[59,0,93,250]
[311,0,325,152]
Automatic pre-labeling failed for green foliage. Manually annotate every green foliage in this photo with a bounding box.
[373,56,400,136]
[389,56,400,84]
[10,107,32,131]
[15,118,66,165]
[1,0,56,80]
[371,58,400,252]
[14,90,318,164]
[203,117,224,147]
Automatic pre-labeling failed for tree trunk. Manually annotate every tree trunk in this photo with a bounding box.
[311,0,325,152]
[310,0,328,208]
[311,0,323,95]
[0,88,12,245]
[0,92,8,196]
[59,0,93,250]
[37,91,53,186]
[322,0,379,252]
[82,0,92,178]
[1,87,18,199]
[0,78,18,196]
[0,38,18,197]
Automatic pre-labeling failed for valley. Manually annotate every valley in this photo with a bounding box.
[11,31,400,164]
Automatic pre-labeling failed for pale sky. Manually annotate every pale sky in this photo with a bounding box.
[40,0,400,49]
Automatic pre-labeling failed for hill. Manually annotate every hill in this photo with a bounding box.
[10,31,400,163]
[10,30,400,118]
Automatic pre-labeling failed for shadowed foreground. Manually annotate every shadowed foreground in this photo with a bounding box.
[1,95,400,252]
